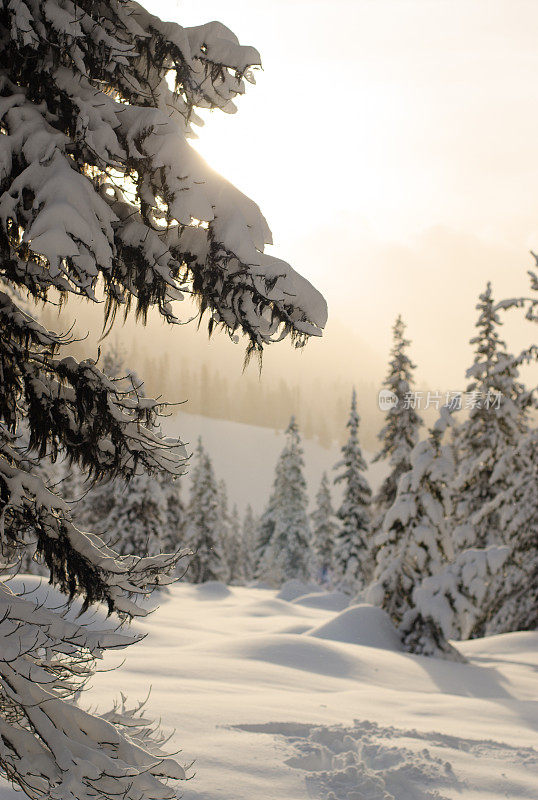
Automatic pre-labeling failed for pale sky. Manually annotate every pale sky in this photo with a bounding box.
[140,0,538,390]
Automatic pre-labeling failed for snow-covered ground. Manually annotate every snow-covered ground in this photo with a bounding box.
[1,577,537,800]
[165,412,388,514]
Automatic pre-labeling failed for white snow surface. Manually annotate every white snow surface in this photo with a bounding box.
[164,411,388,515]
[1,577,537,800]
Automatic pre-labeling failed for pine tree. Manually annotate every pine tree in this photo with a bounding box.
[159,472,185,558]
[332,390,372,594]
[75,352,172,556]
[476,428,538,634]
[185,442,227,583]
[104,473,168,557]
[367,407,456,649]
[226,504,245,585]
[373,316,422,518]
[311,472,337,584]
[242,504,258,582]
[4,446,56,576]
[407,544,511,660]
[0,2,325,795]
[214,478,232,584]
[257,418,311,585]
[453,283,527,550]
[254,460,283,578]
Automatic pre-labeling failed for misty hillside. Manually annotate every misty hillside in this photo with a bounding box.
[164,412,389,515]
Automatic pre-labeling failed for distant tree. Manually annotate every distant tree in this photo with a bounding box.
[159,473,186,558]
[0,0,328,791]
[332,390,372,593]
[367,407,456,651]
[311,472,337,584]
[185,441,227,583]
[226,504,245,585]
[217,478,232,583]
[242,504,258,582]
[104,473,168,557]
[453,283,527,550]
[257,418,311,585]
[373,316,422,520]
[75,349,178,556]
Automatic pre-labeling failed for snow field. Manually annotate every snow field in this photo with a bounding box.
[1,577,537,800]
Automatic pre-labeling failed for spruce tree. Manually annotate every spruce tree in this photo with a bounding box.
[257,418,311,585]
[408,544,510,659]
[159,472,185,558]
[332,390,372,594]
[242,504,258,582]
[226,504,245,585]
[453,283,527,550]
[75,351,179,557]
[367,407,456,650]
[103,473,168,557]
[254,494,278,579]
[0,2,326,795]
[217,478,232,584]
[373,316,422,518]
[185,441,227,583]
[311,471,337,585]
[477,428,538,634]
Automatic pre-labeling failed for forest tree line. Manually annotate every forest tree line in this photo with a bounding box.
[20,279,538,664]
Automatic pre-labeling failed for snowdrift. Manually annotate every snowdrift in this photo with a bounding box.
[307,603,404,651]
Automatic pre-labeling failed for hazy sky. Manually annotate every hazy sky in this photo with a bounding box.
[140,0,538,391]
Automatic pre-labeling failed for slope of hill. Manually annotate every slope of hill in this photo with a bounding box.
[165,412,388,514]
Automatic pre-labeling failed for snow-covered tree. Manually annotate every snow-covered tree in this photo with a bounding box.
[104,473,168,557]
[77,348,185,557]
[159,473,185,558]
[3,447,57,576]
[185,441,227,583]
[257,418,311,585]
[0,1,326,794]
[311,472,337,585]
[373,316,422,518]
[254,494,278,578]
[406,545,511,659]
[216,478,232,583]
[332,390,372,594]
[453,283,527,550]
[474,428,538,634]
[367,407,456,644]
[242,504,258,582]
[226,504,245,585]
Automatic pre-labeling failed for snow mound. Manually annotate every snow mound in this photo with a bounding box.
[307,604,404,651]
[220,633,361,678]
[246,598,306,617]
[276,580,320,602]
[293,590,349,612]
[458,630,538,659]
[277,624,312,635]
[192,581,232,600]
